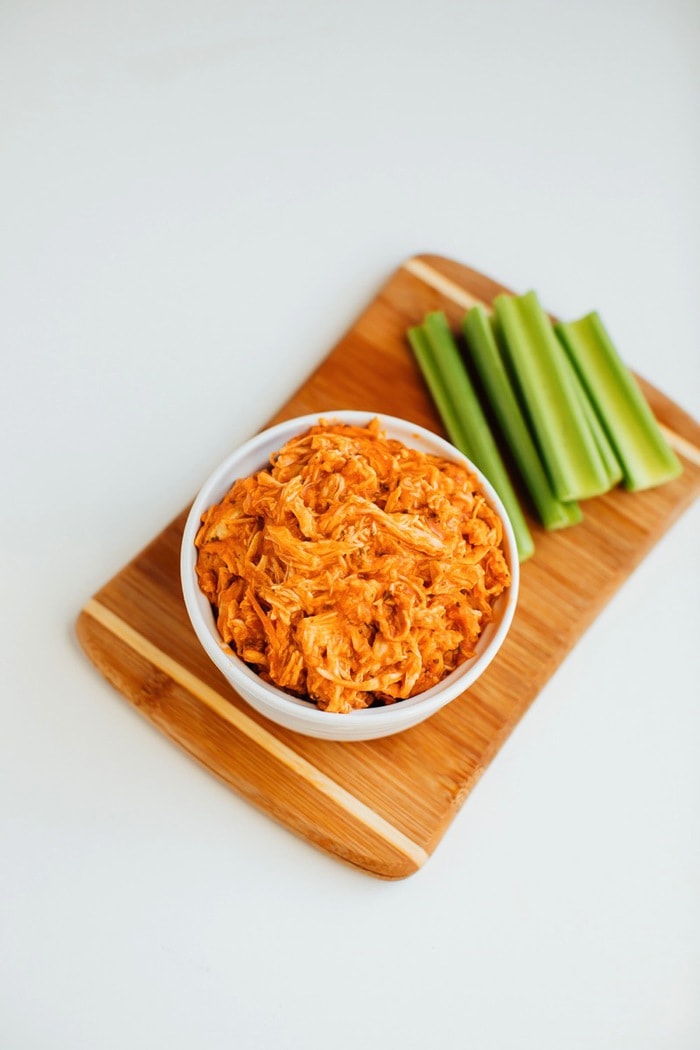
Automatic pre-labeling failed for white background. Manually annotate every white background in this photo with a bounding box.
[2,2,699,1047]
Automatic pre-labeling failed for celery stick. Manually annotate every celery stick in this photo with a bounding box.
[409,317,535,561]
[555,312,682,491]
[563,351,623,488]
[494,291,612,502]
[407,326,471,459]
[462,306,582,529]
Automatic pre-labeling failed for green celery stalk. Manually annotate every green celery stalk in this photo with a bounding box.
[409,316,534,562]
[462,305,582,529]
[494,291,612,502]
[407,326,472,463]
[555,312,682,490]
[562,351,623,489]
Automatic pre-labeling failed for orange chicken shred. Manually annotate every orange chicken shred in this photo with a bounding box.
[194,419,511,713]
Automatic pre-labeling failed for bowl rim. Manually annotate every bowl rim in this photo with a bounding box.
[180,410,520,729]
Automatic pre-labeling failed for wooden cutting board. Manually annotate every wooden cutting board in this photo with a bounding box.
[76,254,700,880]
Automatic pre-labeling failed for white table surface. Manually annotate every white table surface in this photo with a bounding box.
[2,2,699,1047]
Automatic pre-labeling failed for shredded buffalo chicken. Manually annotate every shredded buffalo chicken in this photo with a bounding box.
[194,419,511,713]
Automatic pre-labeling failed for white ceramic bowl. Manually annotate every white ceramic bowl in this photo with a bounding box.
[181,411,519,741]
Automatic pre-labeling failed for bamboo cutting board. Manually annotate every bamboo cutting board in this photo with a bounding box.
[76,254,700,879]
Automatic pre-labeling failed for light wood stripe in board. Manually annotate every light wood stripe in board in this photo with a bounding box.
[403,257,487,311]
[656,424,700,467]
[402,257,700,467]
[83,598,430,870]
